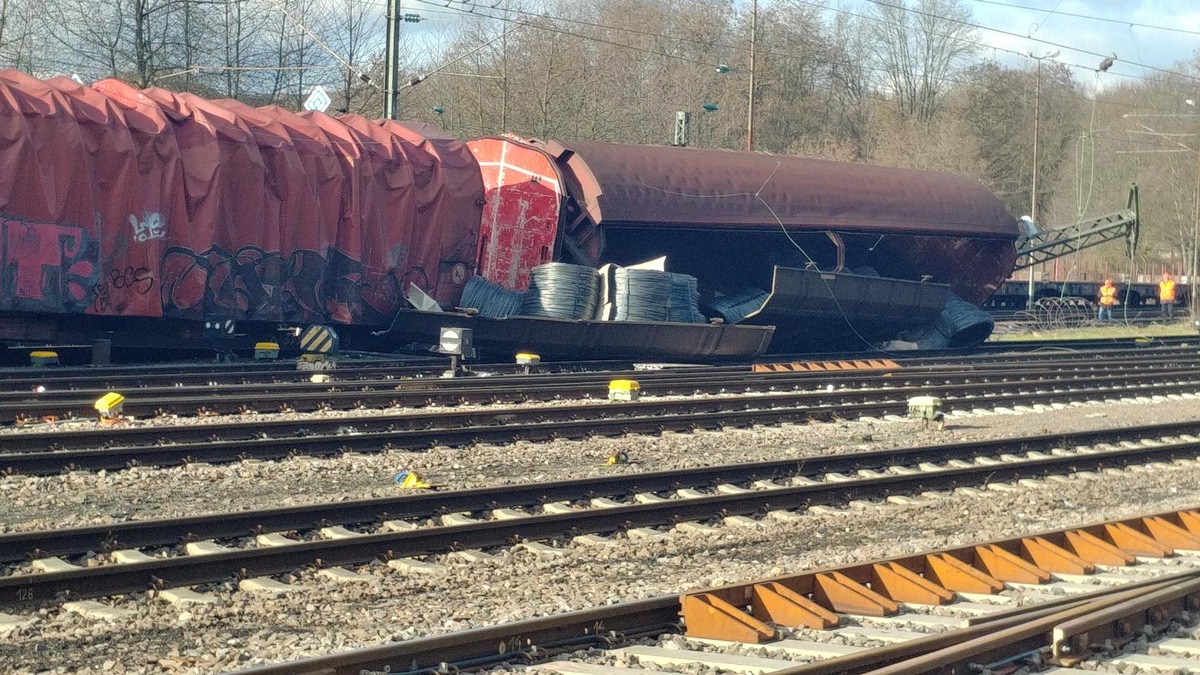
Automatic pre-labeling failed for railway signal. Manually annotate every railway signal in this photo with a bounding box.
[438,327,473,377]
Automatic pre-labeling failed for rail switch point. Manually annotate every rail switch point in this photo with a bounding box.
[907,395,945,430]
[608,379,641,401]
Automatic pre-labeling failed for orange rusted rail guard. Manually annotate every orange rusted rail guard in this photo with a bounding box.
[751,359,901,373]
[680,507,1200,644]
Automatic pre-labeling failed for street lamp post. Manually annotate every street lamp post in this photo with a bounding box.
[1026,50,1059,308]
[1188,100,1200,318]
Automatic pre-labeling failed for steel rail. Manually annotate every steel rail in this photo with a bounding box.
[0,358,633,390]
[236,597,683,675]
[0,348,1195,422]
[8,418,1200,564]
[773,573,1200,675]
[3,351,1196,407]
[4,366,1200,475]
[4,433,1200,609]
[856,576,1200,675]
[227,505,1200,675]
[0,336,1189,390]
[4,353,1198,450]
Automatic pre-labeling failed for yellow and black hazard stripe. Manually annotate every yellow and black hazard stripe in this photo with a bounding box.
[300,325,339,354]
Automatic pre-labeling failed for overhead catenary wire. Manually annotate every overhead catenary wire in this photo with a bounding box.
[405,0,1200,118]
[411,0,1199,118]
[864,0,1200,84]
[409,0,727,69]
[967,0,1200,38]
[262,0,381,90]
[400,25,521,91]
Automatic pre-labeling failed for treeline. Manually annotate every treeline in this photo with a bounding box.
[5,0,1200,279]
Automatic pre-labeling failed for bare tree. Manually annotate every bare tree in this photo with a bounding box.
[324,0,381,113]
[868,0,978,120]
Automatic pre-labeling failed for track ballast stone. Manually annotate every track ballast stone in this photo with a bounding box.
[4,397,1200,673]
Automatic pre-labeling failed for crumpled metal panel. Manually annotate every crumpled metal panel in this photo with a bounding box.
[468,137,563,291]
[541,140,1019,239]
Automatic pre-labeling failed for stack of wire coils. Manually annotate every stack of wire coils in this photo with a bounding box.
[613,268,671,321]
[522,263,601,319]
[710,288,770,324]
[666,273,706,323]
[460,276,526,318]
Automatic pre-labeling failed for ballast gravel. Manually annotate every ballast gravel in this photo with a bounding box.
[1,396,1195,532]
[3,396,1200,672]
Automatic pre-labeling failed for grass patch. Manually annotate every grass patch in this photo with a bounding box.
[990,322,1196,341]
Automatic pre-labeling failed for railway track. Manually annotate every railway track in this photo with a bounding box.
[221,506,1200,675]
[0,356,632,392]
[5,420,1200,613]
[4,356,1200,474]
[0,336,1189,395]
[2,355,1184,424]
[1,344,1197,426]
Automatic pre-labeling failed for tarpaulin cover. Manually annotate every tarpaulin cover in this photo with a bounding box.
[0,70,482,325]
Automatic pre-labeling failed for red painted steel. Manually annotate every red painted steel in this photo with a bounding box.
[469,136,1018,306]
[468,137,563,291]
[0,71,481,326]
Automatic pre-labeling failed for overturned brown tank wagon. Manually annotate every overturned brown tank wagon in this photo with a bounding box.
[467,136,1021,352]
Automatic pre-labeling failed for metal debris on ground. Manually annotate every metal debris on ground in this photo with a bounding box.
[394,470,436,489]
[606,451,630,465]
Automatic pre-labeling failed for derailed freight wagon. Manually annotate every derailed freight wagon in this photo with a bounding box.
[0,70,482,350]
[466,136,1021,352]
[0,71,1023,360]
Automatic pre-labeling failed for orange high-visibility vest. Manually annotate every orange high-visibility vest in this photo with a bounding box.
[1160,280,1177,302]
[1099,285,1116,306]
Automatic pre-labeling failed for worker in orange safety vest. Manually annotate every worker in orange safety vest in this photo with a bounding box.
[1097,279,1117,322]
[1159,272,1177,320]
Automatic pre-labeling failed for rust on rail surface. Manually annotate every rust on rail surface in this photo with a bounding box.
[681,507,1200,645]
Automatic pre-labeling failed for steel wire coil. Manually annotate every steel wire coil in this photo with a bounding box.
[666,273,706,323]
[613,268,671,322]
[460,276,526,318]
[521,263,601,320]
[907,294,995,349]
[709,288,770,324]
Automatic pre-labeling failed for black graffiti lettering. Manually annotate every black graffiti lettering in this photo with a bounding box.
[161,245,406,325]
[92,280,112,313]
[109,267,152,295]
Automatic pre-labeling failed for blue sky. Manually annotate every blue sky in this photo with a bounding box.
[397,0,1200,89]
[959,0,1200,80]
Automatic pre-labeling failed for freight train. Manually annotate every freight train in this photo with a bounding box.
[0,71,1022,362]
[985,280,1189,311]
